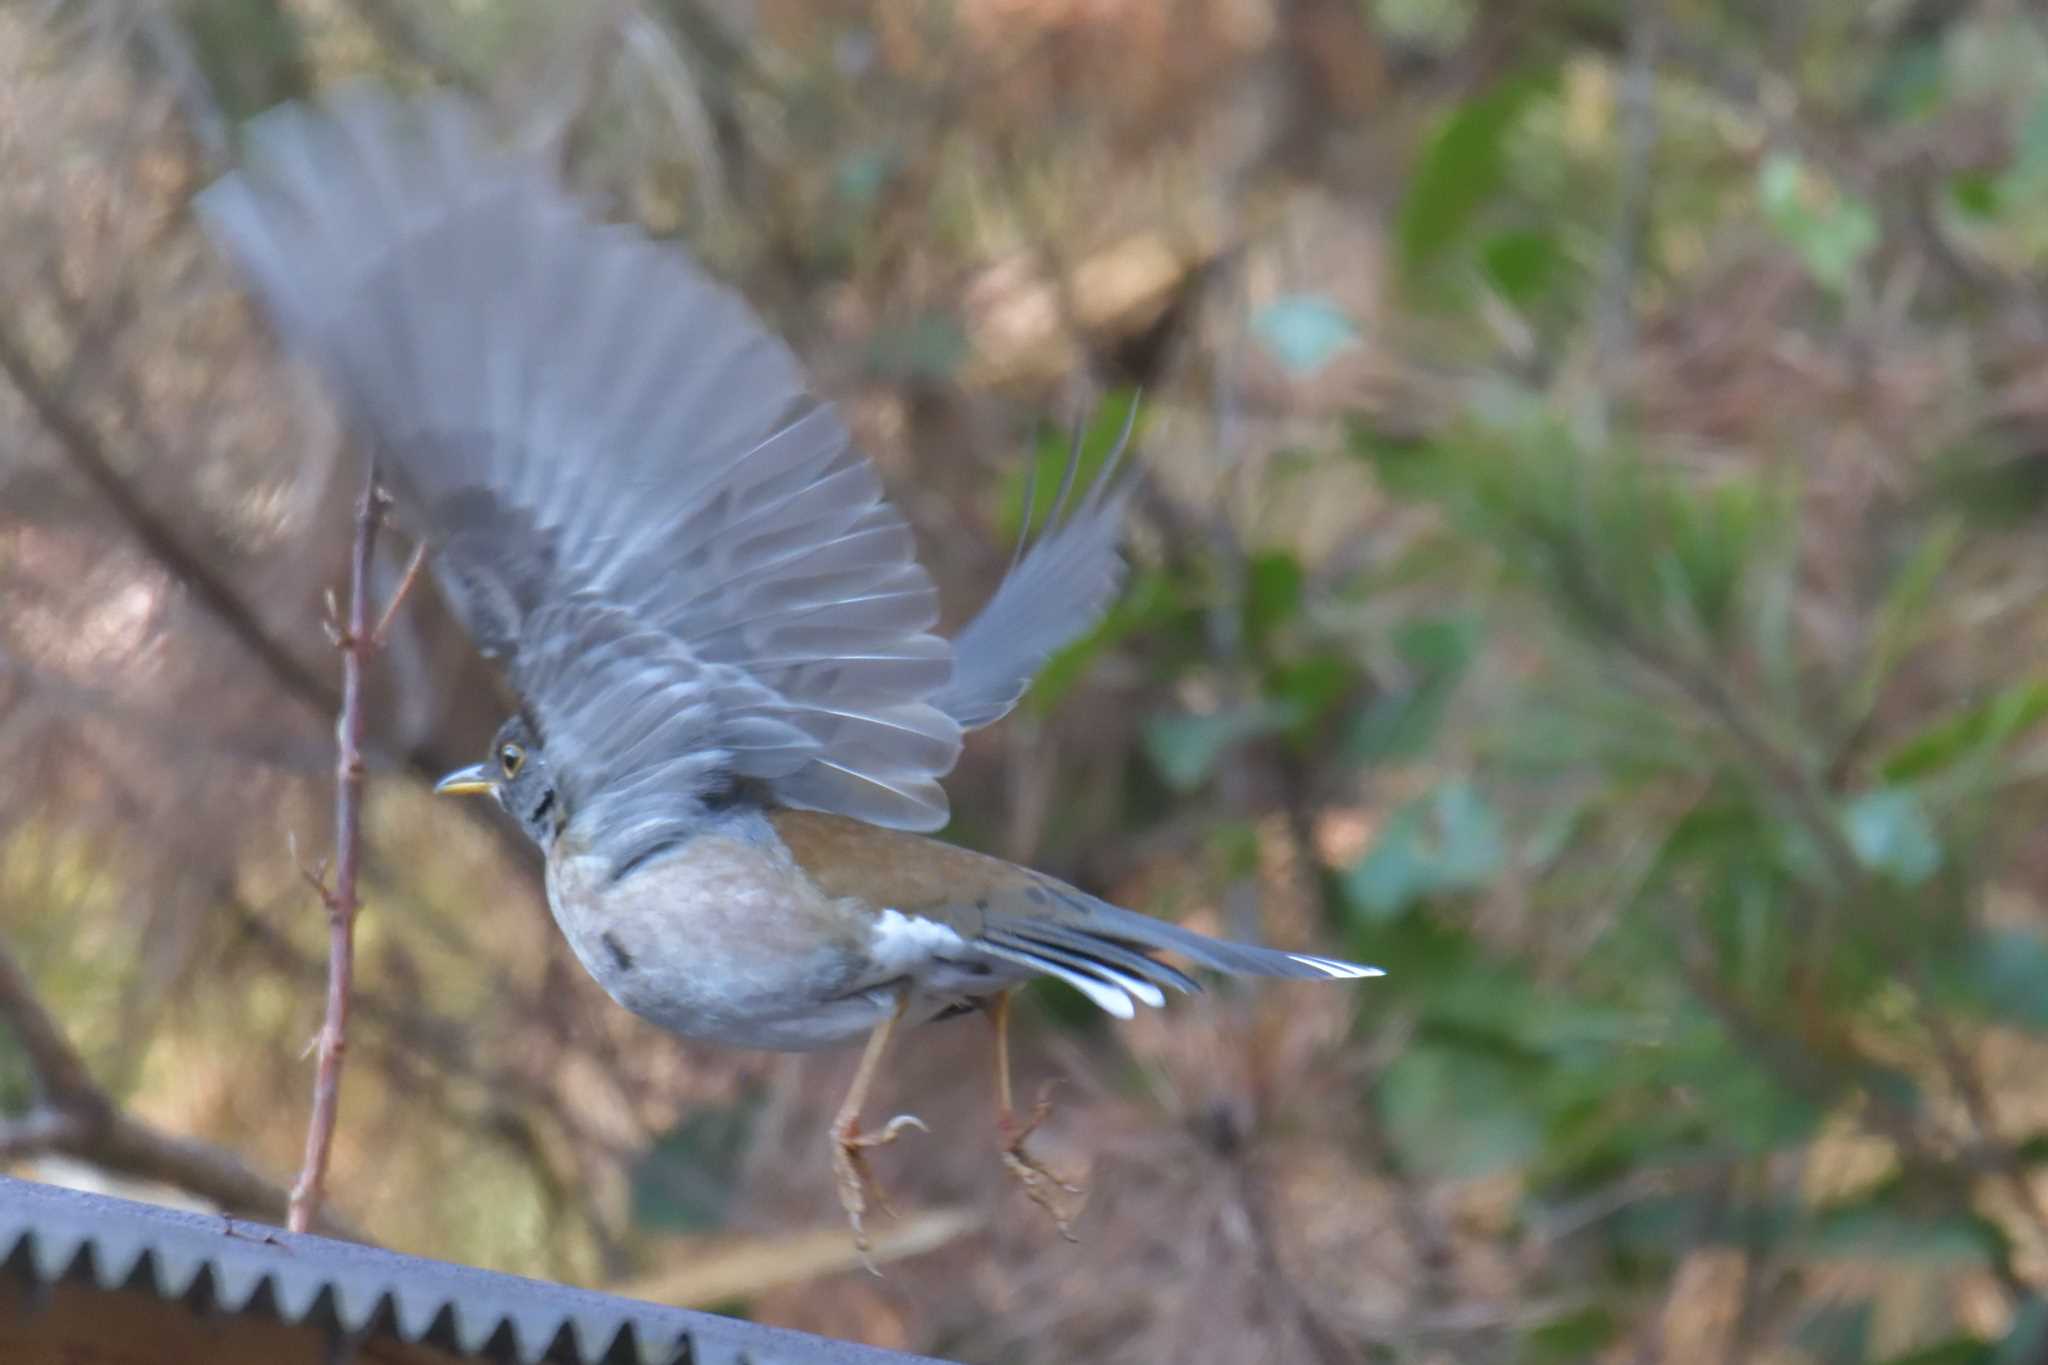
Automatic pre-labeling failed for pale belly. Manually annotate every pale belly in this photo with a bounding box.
[542,841,990,1051]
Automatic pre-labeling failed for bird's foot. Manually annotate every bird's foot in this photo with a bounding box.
[832,1112,928,1268]
[998,1082,1084,1241]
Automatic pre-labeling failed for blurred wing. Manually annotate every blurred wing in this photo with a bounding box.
[933,425,1134,730]
[198,88,963,841]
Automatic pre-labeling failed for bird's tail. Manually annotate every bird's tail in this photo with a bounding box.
[974,877,1381,1019]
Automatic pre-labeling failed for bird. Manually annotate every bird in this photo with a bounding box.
[197,87,1382,1251]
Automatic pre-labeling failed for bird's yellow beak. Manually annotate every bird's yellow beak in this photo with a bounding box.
[433,763,496,797]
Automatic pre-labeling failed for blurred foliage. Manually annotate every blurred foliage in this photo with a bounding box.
[7,1,2048,1362]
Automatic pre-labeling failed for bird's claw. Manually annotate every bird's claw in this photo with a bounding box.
[832,1112,927,1269]
[999,1083,1084,1241]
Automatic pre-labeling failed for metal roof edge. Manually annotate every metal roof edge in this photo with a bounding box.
[0,1175,953,1365]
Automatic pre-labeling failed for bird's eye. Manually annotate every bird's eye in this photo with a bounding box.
[499,743,525,778]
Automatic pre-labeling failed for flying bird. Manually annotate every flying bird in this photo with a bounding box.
[198,88,1381,1249]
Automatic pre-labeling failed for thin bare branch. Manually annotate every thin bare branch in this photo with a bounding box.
[287,463,387,1233]
[370,542,429,649]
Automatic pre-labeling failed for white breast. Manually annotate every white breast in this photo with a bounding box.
[539,841,1010,1051]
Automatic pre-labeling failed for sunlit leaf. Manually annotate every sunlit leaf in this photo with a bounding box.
[1841,789,1942,887]
[1251,294,1359,376]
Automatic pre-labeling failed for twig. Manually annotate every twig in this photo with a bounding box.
[287,469,418,1233]
[371,544,429,648]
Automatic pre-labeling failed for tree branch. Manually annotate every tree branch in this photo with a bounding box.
[0,936,355,1237]
[0,319,335,712]
[0,301,540,872]
[289,466,408,1233]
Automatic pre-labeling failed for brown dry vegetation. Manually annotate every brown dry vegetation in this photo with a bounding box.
[6,2,2048,1363]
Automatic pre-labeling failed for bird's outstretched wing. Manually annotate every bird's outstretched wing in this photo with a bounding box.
[934,410,1136,731]
[198,88,964,851]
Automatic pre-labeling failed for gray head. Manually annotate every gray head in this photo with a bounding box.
[433,715,565,847]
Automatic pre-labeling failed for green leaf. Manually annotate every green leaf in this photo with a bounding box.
[1759,151,1880,292]
[1879,680,2048,782]
[1398,74,1552,278]
[1345,420,1443,495]
[1852,519,1961,716]
[1946,928,2048,1032]
[1480,229,1560,308]
[1343,779,1503,921]
[1251,294,1359,376]
[1243,551,1305,647]
[183,0,313,121]
[1377,1040,1545,1178]
[1522,1305,1619,1362]
[1267,653,1360,732]
[1871,39,1947,123]
[630,1096,760,1234]
[1344,615,1481,764]
[1809,1202,2005,1269]
[1670,1014,1827,1152]
[1950,171,2002,221]
[1142,702,1296,792]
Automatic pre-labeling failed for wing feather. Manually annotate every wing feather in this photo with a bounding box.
[199,87,965,847]
[934,417,1136,730]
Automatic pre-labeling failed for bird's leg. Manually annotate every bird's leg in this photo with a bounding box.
[990,990,1083,1240]
[831,990,926,1263]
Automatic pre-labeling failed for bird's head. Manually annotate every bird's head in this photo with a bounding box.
[434,714,563,847]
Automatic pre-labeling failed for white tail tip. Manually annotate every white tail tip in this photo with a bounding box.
[1289,954,1386,980]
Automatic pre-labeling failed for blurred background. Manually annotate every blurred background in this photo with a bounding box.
[4,1,2048,1361]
